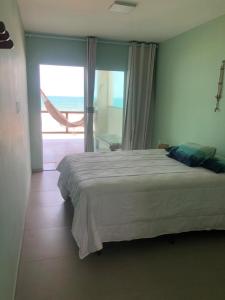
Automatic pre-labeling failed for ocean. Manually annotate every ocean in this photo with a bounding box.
[41,96,123,111]
[41,96,84,112]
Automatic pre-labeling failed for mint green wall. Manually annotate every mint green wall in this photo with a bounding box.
[154,14,225,154]
[96,42,128,71]
[26,34,128,170]
[0,1,31,299]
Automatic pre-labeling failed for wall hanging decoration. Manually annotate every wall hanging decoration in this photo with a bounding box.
[214,60,225,112]
[0,21,14,49]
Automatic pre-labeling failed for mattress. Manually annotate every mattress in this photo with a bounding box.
[57,149,225,259]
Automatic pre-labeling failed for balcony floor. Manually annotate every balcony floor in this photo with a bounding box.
[42,134,84,170]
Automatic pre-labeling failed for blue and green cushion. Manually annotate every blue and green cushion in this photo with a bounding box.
[167,143,216,167]
[202,156,225,173]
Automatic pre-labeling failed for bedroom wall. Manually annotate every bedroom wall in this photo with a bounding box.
[154,14,225,155]
[0,0,31,299]
[26,34,128,170]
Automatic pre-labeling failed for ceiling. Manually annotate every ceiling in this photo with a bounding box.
[17,0,225,42]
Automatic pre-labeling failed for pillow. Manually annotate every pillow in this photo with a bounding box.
[165,146,176,152]
[167,143,216,167]
[202,156,225,173]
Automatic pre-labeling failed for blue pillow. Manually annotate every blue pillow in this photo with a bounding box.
[167,143,216,167]
[203,156,225,173]
[165,146,176,152]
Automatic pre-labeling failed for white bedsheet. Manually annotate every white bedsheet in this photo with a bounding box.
[57,149,225,259]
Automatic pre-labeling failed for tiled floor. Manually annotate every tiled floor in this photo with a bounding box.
[16,171,225,300]
[42,135,84,170]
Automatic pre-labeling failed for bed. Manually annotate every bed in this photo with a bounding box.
[57,149,225,259]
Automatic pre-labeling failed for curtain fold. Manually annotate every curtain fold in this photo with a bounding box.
[84,37,96,152]
[122,42,157,150]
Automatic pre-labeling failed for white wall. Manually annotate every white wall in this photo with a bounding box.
[0,1,31,299]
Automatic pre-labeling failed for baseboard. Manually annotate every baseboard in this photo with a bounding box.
[32,168,43,173]
[13,174,31,300]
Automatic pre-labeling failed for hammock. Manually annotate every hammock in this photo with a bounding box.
[41,90,84,128]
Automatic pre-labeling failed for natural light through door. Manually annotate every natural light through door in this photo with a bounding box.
[94,70,125,151]
[39,65,84,170]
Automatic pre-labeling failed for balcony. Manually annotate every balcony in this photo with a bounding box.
[41,110,84,134]
[41,110,84,170]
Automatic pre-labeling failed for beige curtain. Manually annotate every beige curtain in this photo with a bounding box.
[84,37,97,152]
[122,42,157,150]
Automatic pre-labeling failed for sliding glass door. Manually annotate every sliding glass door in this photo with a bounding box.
[94,70,125,151]
[39,64,125,158]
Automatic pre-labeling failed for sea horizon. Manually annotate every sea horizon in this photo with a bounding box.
[41,96,84,112]
[41,95,123,111]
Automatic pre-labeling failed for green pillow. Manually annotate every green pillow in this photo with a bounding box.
[167,143,216,167]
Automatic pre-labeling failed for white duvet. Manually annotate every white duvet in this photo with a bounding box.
[57,149,225,259]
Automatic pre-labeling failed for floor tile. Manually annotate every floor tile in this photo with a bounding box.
[16,235,225,300]
[25,201,73,230]
[43,162,57,171]
[31,171,59,192]
[16,256,86,300]
[43,137,84,167]
[21,227,76,262]
[28,190,64,207]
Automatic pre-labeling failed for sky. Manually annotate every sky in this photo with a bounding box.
[39,65,84,97]
[39,64,124,99]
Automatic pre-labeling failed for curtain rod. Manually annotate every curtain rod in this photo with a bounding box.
[25,32,158,47]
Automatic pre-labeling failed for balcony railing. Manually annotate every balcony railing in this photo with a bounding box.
[41,110,84,134]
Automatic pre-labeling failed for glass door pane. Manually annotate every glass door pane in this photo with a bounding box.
[94,70,125,151]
